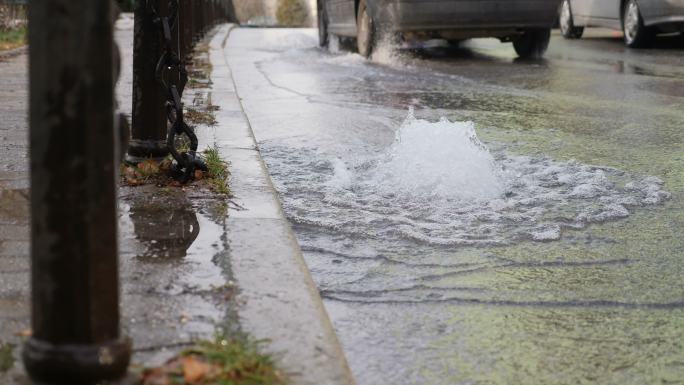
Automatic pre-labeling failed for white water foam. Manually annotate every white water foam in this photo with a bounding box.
[262,111,670,246]
[366,108,506,200]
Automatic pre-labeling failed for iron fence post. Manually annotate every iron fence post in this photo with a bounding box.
[180,0,192,58]
[23,0,131,383]
[127,0,169,162]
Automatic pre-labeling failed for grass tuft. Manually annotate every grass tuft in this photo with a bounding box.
[0,26,26,51]
[0,342,15,373]
[204,146,231,196]
[141,335,287,385]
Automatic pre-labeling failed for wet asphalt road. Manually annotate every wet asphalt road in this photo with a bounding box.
[225,28,684,385]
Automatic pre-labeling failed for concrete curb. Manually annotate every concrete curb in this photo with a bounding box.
[206,24,357,385]
[0,45,27,60]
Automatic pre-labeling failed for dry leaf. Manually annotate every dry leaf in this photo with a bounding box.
[138,160,160,175]
[180,312,190,323]
[194,170,204,180]
[159,158,173,172]
[16,328,32,337]
[125,177,145,186]
[141,368,172,385]
[182,356,212,383]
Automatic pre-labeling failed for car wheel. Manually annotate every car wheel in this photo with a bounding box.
[357,0,375,58]
[318,0,329,47]
[623,0,653,48]
[559,0,584,39]
[513,28,551,59]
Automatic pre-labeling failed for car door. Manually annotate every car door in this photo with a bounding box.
[591,0,621,26]
[571,0,620,27]
[570,0,593,24]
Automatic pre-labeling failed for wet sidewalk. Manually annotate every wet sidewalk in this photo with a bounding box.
[0,17,354,385]
[0,15,238,382]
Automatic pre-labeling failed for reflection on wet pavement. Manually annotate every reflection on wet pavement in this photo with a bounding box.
[118,185,235,364]
[126,192,200,260]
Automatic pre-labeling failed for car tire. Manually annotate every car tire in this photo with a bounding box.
[513,28,551,59]
[622,0,653,48]
[356,0,375,58]
[318,0,329,47]
[559,0,584,39]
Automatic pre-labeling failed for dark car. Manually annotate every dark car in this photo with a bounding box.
[317,0,563,58]
[559,0,684,47]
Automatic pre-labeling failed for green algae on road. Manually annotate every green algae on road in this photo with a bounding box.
[421,306,684,385]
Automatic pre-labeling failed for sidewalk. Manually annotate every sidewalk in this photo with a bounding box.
[0,19,354,385]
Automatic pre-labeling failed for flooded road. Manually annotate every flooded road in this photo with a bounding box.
[224,28,684,384]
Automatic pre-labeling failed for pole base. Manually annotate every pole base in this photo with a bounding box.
[126,139,169,164]
[23,337,131,385]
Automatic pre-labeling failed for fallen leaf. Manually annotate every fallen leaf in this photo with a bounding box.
[138,160,160,176]
[159,158,173,172]
[122,166,138,178]
[182,356,212,383]
[140,367,172,385]
[180,312,190,323]
[125,177,145,186]
[140,358,184,385]
[194,170,204,180]
[16,328,32,337]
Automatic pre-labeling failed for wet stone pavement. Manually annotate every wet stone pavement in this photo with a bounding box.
[0,15,238,381]
[0,48,30,380]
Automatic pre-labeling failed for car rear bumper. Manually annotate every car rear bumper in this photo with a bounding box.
[372,0,562,32]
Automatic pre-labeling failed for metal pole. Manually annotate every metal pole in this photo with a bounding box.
[127,0,169,162]
[23,0,131,383]
[180,0,192,59]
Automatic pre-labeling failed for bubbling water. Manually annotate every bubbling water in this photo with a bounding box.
[262,111,670,246]
[367,108,506,201]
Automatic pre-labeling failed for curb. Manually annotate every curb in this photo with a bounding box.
[0,45,27,61]
[206,24,357,385]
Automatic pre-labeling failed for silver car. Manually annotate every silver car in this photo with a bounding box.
[559,0,684,47]
[318,0,563,58]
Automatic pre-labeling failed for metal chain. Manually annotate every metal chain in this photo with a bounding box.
[153,0,207,183]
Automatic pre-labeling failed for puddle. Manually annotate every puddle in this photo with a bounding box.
[118,187,234,364]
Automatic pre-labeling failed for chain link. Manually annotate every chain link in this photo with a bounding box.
[153,0,207,183]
